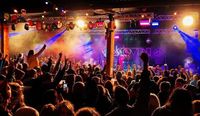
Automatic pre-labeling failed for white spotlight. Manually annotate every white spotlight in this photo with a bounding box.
[76,19,85,28]
[182,16,194,26]
[115,20,120,29]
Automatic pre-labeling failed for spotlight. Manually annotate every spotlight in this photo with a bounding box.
[24,23,29,30]
[139,19,150,26]
[115,20,120,29]
[151,20,160,28]
[146,38,152,44]
[14,9,18,13]
[141,15,145,18]
[88,21,93,29]
[173,25,179,31]
[76,19,86,28]
[45,1,48,5]
[174,12,177,15]
[182,16,194,26]
[55,7,58,11]
[184,57,193,64]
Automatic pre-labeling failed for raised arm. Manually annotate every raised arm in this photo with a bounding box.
[52,53,62,74]
[134,53,151,116]
[34,44,46,57]
[53,57,67,88]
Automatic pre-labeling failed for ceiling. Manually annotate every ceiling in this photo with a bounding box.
[1,0,200,14]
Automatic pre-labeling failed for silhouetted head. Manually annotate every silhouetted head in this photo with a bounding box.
[166,88,193,116]
[97,84,106,96]
[153,76,159,83]
[55,100,75,116]
[105,80,113,96]
[28,50,34,57]
[116,71,122,80]
[15,106,39,116]
[72,82,85,95]
[75,107,100,116]
[160,81,171,92]
[40,104,55,116]
[114,85,129,106]
[175,77,185,88]
[193,100,200,114]
[75,75,83,82]
[43,89,59,106]
[197,80,200,89]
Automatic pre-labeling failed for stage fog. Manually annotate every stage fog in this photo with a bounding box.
[8,23,193,69]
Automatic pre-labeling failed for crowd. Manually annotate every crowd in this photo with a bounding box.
[0,44,200,116]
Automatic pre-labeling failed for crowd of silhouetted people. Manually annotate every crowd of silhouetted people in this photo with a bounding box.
[0,45,200,116]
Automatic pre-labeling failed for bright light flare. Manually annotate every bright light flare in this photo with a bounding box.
[182,16,194,26]
[173,25,179,31]
[76,19,86,28]
[14,9,18,13]
[115,20,120,29]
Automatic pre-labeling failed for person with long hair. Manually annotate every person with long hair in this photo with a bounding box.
[26,44,46,69]
[152,88,193,116]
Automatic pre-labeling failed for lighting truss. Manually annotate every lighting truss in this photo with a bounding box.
[74,29,175,35]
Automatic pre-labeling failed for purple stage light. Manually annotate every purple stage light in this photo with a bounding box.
[139,19,150,26]
[114,35,120,39]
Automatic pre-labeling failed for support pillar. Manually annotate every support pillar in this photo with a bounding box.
[1,23,9,58]
[106,14,115,77]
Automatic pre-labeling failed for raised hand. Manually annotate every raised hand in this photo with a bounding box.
[44,44,47,48]
[64,57,68,65]
[140,52,149,70]
[59,52,62,58]
[140,52,148,64]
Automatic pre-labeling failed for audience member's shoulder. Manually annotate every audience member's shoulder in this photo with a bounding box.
[152,106,171,116]
[15,106,39,116]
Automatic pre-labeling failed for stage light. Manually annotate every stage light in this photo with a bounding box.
[115,20,120,29]
[146,38,152,44]
[76,19,86,28]
[174,12,177,15]
[14,9,18,13]
[114,35,120,39]
[88,21,93,29]
[184,57,193,64]
[62,10,66,14]
[151,20,160,28]
[55,7,58,11]
[141,15,145,18]
[173,25,179,31]
[42,15,45,18]
[45,1,48,5]
[182,16,194,26]
[139,19,150,26]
